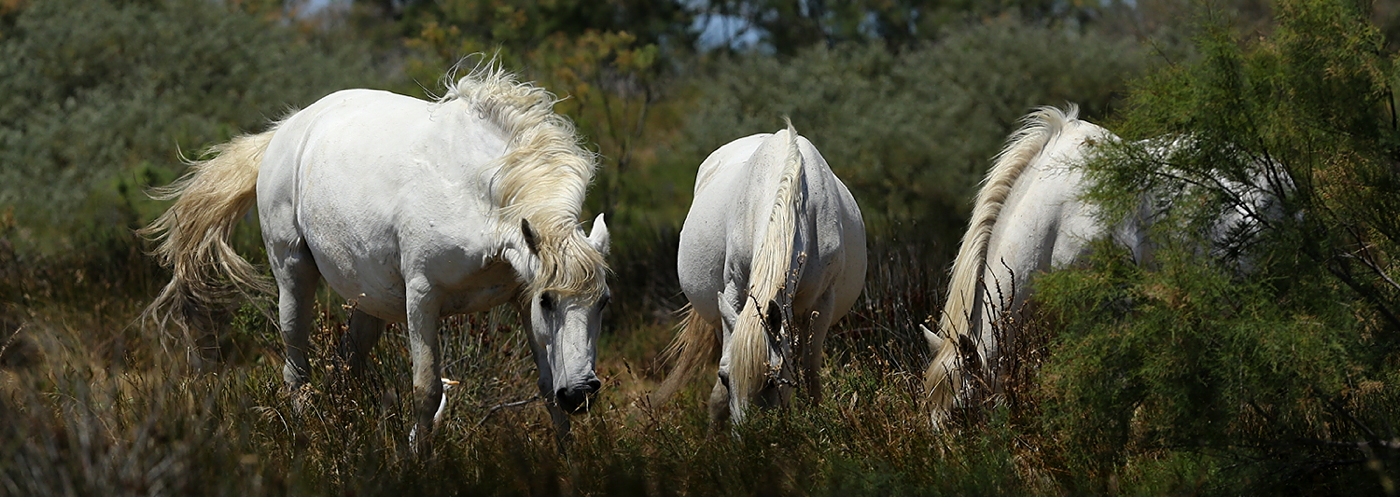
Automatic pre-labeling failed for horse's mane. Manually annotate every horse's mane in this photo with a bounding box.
[924,105,1078,423]
[728,119,806,408]
[442,61,607,298]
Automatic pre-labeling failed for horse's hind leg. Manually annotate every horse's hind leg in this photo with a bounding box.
[801,292,837,406]
[269,241,320,407]
[337,309,385,378]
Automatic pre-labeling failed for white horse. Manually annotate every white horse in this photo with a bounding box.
[656,122,866,426]
[923,105,1276,428]
[140,65,611,450]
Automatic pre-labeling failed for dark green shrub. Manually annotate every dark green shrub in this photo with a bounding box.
[1035,0,1400,492]
[0,0,374,256]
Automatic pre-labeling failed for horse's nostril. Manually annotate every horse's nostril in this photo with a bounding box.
[585,379,601,393]
[556,386,592,413]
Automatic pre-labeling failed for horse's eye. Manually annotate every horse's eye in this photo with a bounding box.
[599,294,611,309]
[540,292,555,311]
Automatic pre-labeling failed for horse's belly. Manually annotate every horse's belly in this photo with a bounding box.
[304,231,520,322]
[308,242,410,321]
[677,216,729,323]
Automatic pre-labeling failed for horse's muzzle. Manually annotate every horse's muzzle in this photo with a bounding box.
[556,378,601,413]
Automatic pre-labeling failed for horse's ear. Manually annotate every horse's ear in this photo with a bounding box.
[920,324,944,353]
[764,300,783,341]
[587,213,610,256]
[717,291,738,330]
[521,218,539,255]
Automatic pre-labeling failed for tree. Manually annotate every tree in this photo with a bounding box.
[1034,0,1400,491]
[693,0,1111,55]
[680,17,1148,248]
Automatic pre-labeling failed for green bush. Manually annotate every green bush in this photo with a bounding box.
[679,17,1149,247]
[0,0,375,256]
[1034,0,1400,492]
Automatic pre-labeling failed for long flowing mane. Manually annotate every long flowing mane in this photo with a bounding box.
[728,120,806,405]
[924,105,1078,416]
[443,62,607,298]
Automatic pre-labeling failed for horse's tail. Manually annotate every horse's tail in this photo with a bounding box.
[651,304,719,406]
[924,105,1078,428]
[138,129,279,338]
[728,120,805,417]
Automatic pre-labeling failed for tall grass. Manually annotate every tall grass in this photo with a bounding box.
[0,233,1055,495]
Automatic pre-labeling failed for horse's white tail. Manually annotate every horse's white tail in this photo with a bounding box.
[651,304,718,406]
[139,130,279,338]
[924,105,1078,428]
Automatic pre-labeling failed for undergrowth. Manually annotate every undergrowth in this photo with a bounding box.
[1,239,1045,496]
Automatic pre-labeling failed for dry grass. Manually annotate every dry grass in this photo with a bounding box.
[0,239,1053,496]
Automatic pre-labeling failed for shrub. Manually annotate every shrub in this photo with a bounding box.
[0,0,375,257]
[1035,0,1400,491]
[680,17,1150,247]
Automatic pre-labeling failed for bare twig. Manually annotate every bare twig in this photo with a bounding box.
[1327,396,1382,443]
[475,396,541,428]
[0,323,24,366]
[1342,242,1400,295]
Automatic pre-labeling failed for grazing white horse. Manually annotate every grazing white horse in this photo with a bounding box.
[656,122,866,426]
[923,106,1118,429]
[923,105,1275,428]
[140,65,611,450]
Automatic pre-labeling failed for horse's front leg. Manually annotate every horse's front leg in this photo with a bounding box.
[405,281,444,456]
[536,362,572,446]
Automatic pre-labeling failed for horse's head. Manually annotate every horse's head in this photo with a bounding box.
[715,293,794,425]
[516,214,611,414]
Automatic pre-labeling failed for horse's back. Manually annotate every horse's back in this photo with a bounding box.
[692,133,770,194]
[257,89,512,321]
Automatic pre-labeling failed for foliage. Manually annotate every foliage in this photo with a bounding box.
[1033,0,1400,491]
[693,0,1112,54]
[9,0,1397,493]
[0,244,1024,497]
[682,17,1148,248]
[0,0,375,256]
